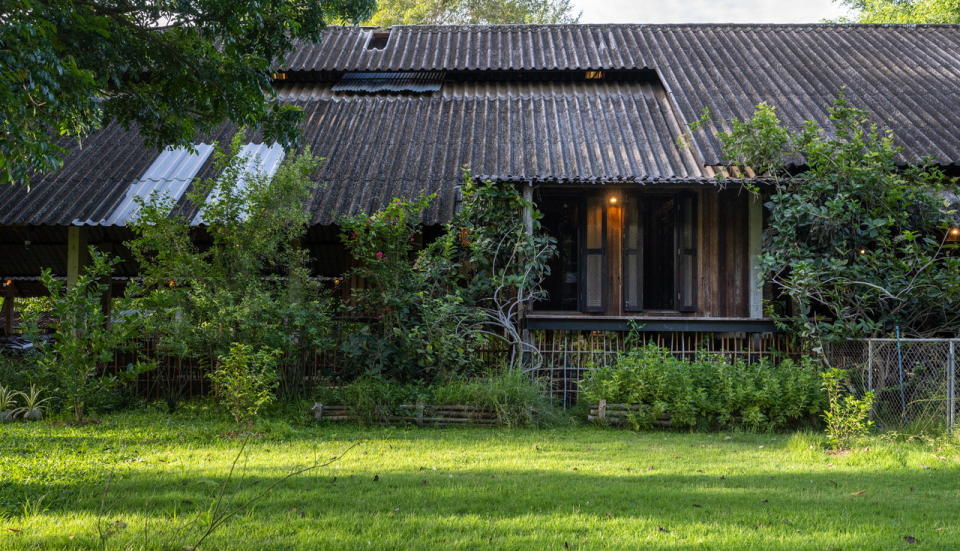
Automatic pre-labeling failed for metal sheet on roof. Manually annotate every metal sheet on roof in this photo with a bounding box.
[283,24,960,166]
[192,143,286,225]
[331,71,445,93]
[83,144,214,226]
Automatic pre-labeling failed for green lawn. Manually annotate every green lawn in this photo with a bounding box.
[2,409,960,550]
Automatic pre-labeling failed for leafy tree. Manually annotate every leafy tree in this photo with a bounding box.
[30,250,145,423]
[0,0,375,185]
[838,0,960,23]
[126,136,334,399]
[719,95,960,343]
[367,0,579,25]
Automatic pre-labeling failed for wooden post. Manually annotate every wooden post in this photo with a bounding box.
[66,226,88,287]
[101,278,113,328]
[747,193,763,319]
[2,282,14,336]
[520,182,535,363]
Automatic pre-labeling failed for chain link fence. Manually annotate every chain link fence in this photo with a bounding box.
[824,339,959,434]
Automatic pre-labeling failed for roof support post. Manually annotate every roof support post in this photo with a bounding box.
[748,193,763,319]
[520,182,535,365]
[67,226,88,287]
[522,183,534,236]
[2,282,14,336]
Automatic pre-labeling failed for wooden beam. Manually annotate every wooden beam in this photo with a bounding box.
[66,226,88,287]
[748,193,764,319]
[2,283,14,336]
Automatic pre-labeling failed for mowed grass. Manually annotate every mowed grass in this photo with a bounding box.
[2,409,960,550]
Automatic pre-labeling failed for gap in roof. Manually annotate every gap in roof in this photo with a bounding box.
[573,0,853,24]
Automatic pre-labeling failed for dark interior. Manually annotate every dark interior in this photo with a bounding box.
[537,197,580,311]
[642,196,675,310]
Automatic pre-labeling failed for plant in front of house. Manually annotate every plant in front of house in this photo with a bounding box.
[580,344,826,431]
[127,136,335,400]
[339,193,487,382]
[719,94,960,342]
[13,385,51,421]
[29,251,141,423]
[821,368,875,450]
[419,176,557,370]
[209,343,281,427]
[0,384,18,422]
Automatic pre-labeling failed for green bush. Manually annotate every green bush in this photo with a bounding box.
[209,343,281,427]
[821,368,875,450]
[580,344,825,431]
[314,370,564,427]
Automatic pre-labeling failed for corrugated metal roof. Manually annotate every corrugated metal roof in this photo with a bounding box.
[89,145,214,226]
[331,71,445,93]
[282,26,656,72]
[192,143,286,225]
[284,24,960,165]
[3,24,960,228]
[297,80,705,224]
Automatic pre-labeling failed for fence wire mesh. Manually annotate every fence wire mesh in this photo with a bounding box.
[824,339,958,434]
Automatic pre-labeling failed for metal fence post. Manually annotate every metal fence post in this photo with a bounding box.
[867,339,874,393]
[949,341,956,434]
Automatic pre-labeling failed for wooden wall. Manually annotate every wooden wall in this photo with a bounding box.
[698,188,751,318]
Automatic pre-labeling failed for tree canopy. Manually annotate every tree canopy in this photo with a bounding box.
[839,0,960,23]
[0,0,376,186]
[367,0,579,26]
[720,96,960,342]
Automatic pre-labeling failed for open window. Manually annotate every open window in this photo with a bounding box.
[536,190,697,315]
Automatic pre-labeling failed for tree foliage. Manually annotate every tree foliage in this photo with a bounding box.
[0,0,375,185]
[367,0,579,25]
[338,177,556,380]
[839,0,960,23]
[126,136,334,398]
[720,95,960,342]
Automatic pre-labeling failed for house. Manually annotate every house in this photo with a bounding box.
[2,24,959,361]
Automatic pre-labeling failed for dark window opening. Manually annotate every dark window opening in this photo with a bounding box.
[537,197,581,311]
[641,196,676,309]
[368,31,390,50]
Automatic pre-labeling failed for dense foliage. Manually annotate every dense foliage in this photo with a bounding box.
[368,0,579,25]
[839,0,960,22]
[314,369,561,427]
[26,251,147,422]
[580,345,826,432]
[720,96,960,341]
[339,177,555,380]
[0,0,374,185]
[339,194,486,381]
[209,343,281,427]
[126,138,334,399]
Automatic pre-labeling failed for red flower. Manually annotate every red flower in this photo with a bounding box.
[375,251,385,260]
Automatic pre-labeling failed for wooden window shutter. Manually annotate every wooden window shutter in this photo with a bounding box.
[675,192,698,312]
[623,194,642,312]
[580,195,607,312]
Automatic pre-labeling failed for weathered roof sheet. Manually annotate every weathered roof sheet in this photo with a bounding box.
[297,80,704,224]
[3,24,960,227]
[285,24,960,165]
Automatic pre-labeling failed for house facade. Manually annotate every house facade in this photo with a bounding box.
[2,24,960,365]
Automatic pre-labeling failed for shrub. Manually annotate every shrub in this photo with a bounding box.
[126,139,334,400]
[580,344,825,431]
[209,343,281,427]
[429,369,562,427]
[28,250,143,423]
[821,368,875,450]
[314,370,564,427]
